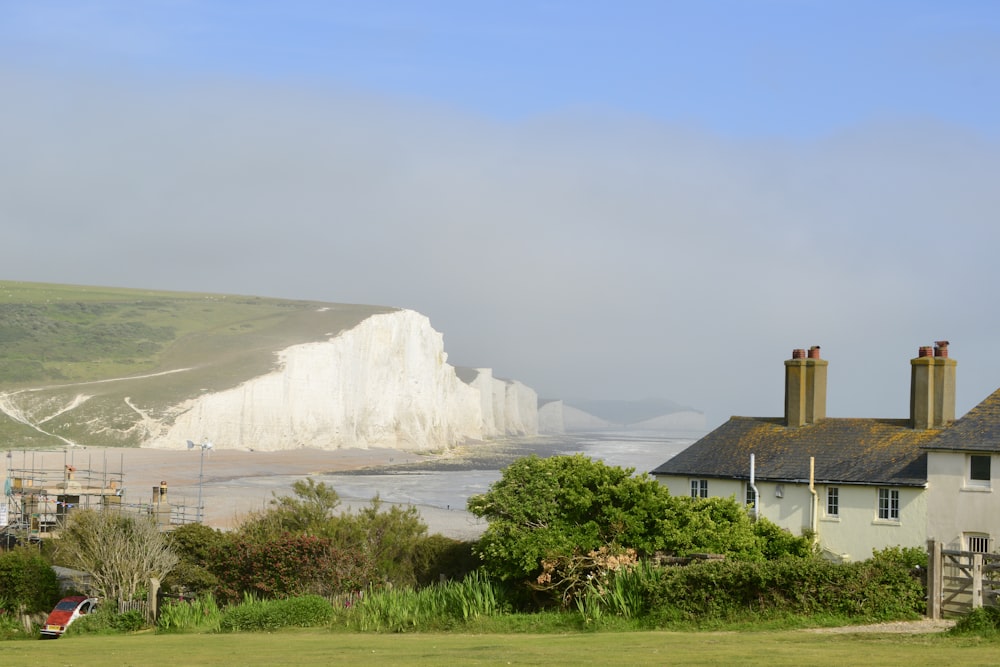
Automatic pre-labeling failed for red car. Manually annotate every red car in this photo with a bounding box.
[40,596,98,638]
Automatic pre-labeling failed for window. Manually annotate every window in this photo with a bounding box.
[826,487,839,517]
[967,534,991,554]
[877,488,899,521]
[745,483,756,508]
[690,479,708,499]
[971,455,991,485]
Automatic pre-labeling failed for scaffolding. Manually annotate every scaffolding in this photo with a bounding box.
[2,449,198,542]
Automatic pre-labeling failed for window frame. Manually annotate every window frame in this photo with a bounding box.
[970,454,992,487]
[877,487,900,521]
[690,479,708,499]
[966,533,991,554]
[826,486,840,518]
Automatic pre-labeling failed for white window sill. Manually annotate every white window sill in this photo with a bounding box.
[872,519,901,526]
[820,516,840,523]
[961,485,992,493]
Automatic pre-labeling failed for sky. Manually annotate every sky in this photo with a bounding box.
[2,1,999,428]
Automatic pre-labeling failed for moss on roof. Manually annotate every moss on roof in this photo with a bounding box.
[923,388,1000,452]
[651,416,938,487]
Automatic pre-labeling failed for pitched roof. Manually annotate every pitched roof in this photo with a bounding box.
[923,388,1000,452]
[651,417,937,487]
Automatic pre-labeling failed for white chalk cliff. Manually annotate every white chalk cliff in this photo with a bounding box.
[147,310,539,451]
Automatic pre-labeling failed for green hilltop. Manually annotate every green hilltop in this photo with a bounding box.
[0,280,395,449]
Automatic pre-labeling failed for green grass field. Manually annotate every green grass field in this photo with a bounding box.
[1,629,997,667]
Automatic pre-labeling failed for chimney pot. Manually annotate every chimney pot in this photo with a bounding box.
[792,348,807,359]
[918,346,934,358]
[934,341,949,358]
[808,346,821,359]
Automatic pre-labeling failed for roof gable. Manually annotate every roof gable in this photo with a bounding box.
[923,388,1000,453]
[651,416,934,486]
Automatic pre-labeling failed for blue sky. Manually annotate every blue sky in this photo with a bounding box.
[5,1,998,135]
[2,1,999,426]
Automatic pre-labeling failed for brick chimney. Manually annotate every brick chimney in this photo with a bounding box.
[910,341,957,429]
[785,346,828,427]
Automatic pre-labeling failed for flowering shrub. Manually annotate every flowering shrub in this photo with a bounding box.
[209,533,375,604]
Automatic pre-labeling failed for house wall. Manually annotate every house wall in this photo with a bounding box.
[654,474,927,561]
[926,451,997,551]
[811,484,927,560]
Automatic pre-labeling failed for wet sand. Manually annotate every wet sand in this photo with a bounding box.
[6,446,485,537]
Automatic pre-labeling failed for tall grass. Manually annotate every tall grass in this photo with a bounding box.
[341,571,509,632]
[575,560,661,624]
[157,593,223,633]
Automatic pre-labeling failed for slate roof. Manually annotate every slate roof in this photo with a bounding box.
[651,416,938,487]
[923,388,1000,452]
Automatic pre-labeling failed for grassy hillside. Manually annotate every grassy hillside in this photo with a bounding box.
[0,281,395,448]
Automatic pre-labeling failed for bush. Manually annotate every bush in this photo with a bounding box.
[64,608,147,636]
[951,606,1000,636]
[0,547,61,614]
[219,594,334,632]
[164,523,228,597]
[209,533,373,603]
[410,535,479,586]
[0,609,31,641]
[641,554,925,624]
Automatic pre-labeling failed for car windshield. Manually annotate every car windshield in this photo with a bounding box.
[54,601,80,611]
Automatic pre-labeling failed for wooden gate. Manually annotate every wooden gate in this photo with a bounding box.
[926,540,1000,618]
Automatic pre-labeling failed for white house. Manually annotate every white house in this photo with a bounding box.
[652,343,961,561]
[923,388,1000,553]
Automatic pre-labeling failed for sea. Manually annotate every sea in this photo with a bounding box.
[315,429,701,539]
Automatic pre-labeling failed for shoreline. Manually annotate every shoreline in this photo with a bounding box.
[3,441,555,539]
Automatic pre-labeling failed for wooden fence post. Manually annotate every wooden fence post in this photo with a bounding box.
[972,554,983,610]
[927,539,942,620]
[148,577,160,624]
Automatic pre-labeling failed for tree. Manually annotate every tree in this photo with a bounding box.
[234,478,436,588]
[54,510,179,601]
[237,478,341,541]
[467,454,808,586]
[164,522,229,597]
[328,496,428,586]
[468,455,680,582]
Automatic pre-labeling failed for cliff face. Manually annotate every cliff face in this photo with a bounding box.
[148,310,536,451]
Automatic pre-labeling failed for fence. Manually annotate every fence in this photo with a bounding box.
[118,599,149,616]
[926,540,1000,618]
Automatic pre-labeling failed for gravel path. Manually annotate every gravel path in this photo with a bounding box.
[806,618,955,634]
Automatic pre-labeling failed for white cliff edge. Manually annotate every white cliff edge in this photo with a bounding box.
[146,310,538,451]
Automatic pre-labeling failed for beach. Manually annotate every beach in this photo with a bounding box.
[5,445,486,539]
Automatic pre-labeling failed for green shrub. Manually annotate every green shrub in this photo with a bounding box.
[0,547,61,613]
[0,609,31,641]
[410,535,479,586]
[164,524,228,597]
[950,606,1000,636]
[210,533,371,603]
[219,595,333,632]
[64,607,148,636]
[641,554,925,624]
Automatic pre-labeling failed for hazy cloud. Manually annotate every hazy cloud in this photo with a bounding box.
[2,70,998,426]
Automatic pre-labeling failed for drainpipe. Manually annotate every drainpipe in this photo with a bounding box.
[750,453,760,521]
[809,456,818,545]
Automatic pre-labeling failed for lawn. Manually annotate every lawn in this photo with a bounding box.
[1,630,997,667]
